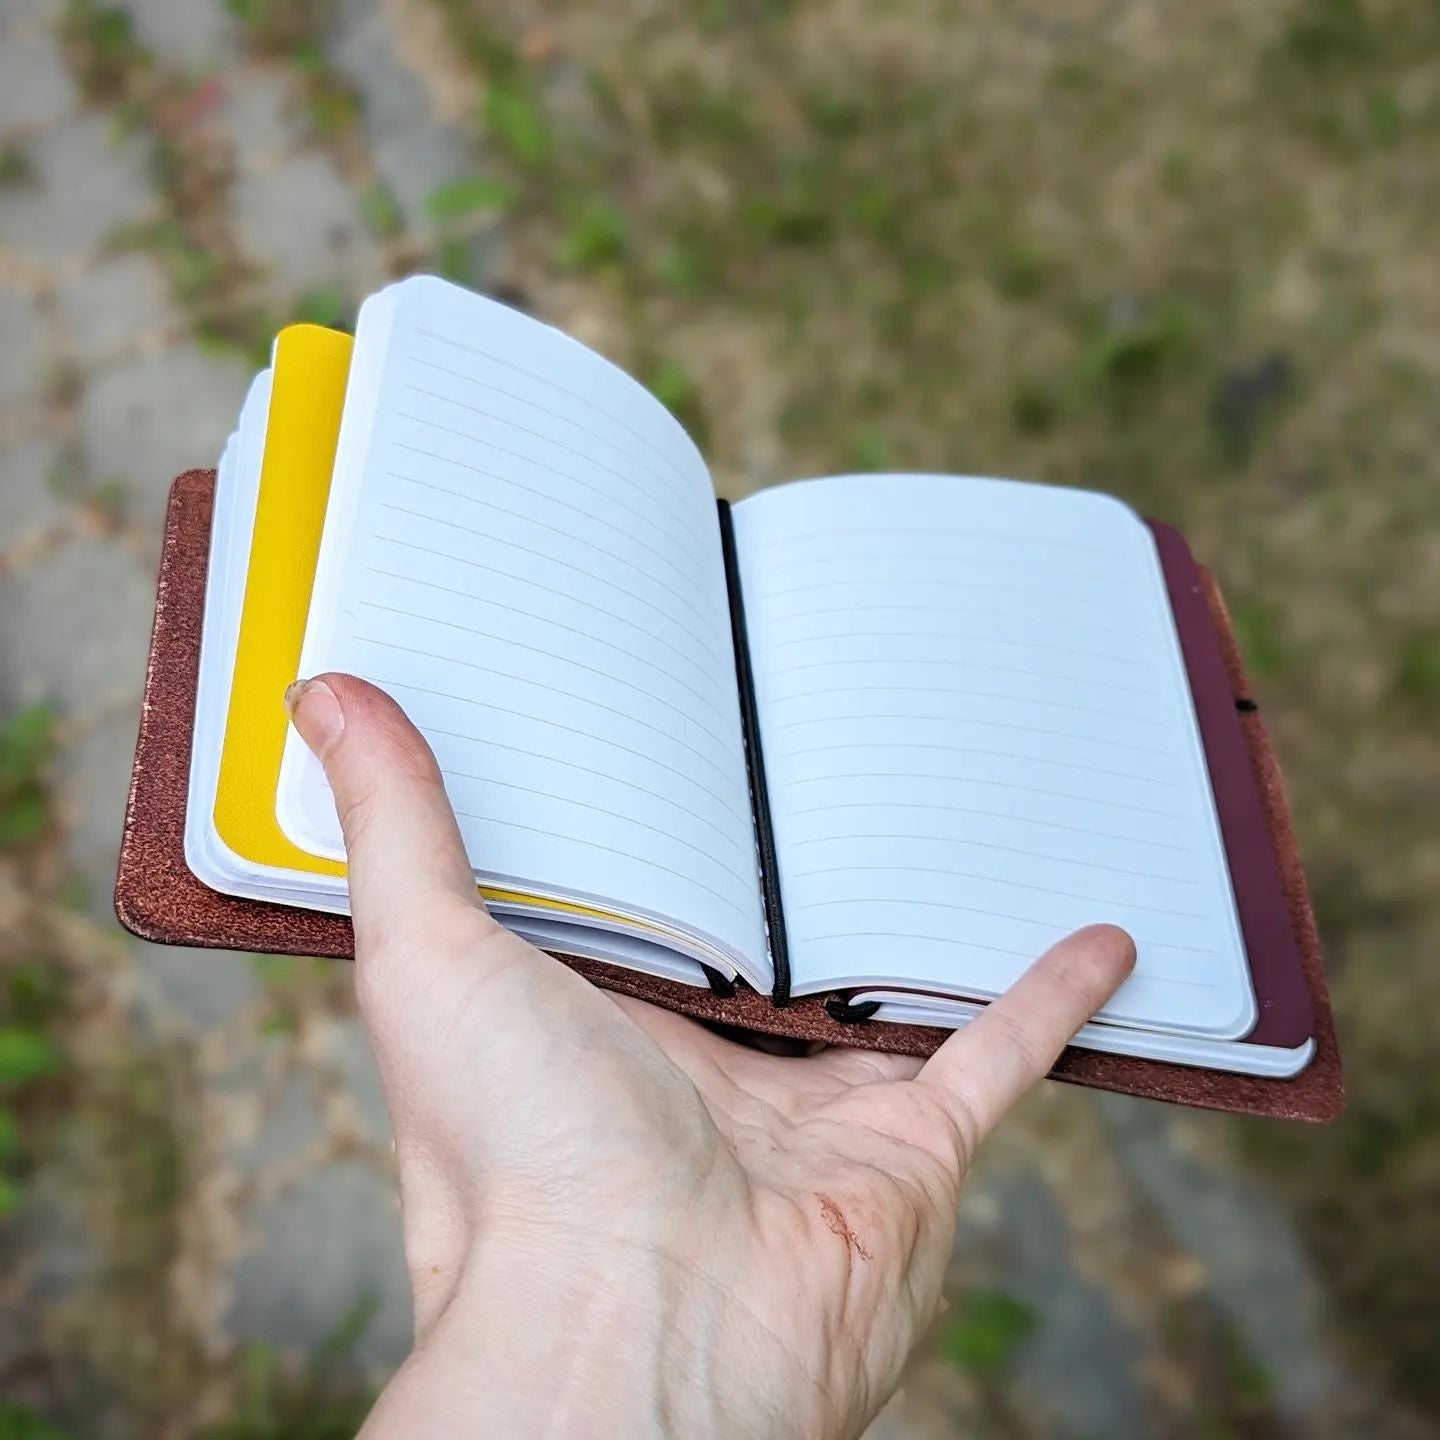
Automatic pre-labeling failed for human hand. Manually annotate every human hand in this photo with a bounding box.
[285,673,1136,1440]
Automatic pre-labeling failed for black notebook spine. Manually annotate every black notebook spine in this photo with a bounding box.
[717,500,792,1007]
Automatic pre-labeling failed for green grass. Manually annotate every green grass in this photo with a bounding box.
[0,1401,75,1440]
[0,956,68,1233]
[60,0,147,102]
[0,706,55,850]
[0,1028,61,1088]
[556,198,628,269]
[198,1297,378,1440]
[1392,628,1440,707]
[289,288,353,330]
[1229,599,1291,680]
[940,1290,1037,1377]
[0,144,35,187]
[425,177,515,224]
[358,181,404,239]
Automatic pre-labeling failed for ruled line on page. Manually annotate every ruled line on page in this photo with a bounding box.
[390,443,717,613]
[796,931,1035,961]
[403,364,702,542]
[380,483,720,642]
[772,739,1176,787]
[377,509,725,665]
[748,526,1122,557]
[769,682,1166,728]
[755,576,1143,618]
[783,800,1194,853]
[447,808,755,920]
[443,769,755,887]
[753,574,1143,613]
[759,549,1124,585]
[790,894,1216,956]
[774,653,1158,698]
[397,392,711,562]
[367,564,726,696]
[766,600,1149,640]
[788,830,1197,879]
[784,770,1180,819]
[761,627,1153,668]
[360,596,732,726]
[794,930,1220,988]
[313,748,752,914]
[424,728,752,852]
[369,689,748,822]
[355,644,743,791]
[787,863,1206,917]
[414,326,702,494]
[354,629,742,758]
[769,711,1176,759]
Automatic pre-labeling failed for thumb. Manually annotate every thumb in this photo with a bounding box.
[285,673,498,949]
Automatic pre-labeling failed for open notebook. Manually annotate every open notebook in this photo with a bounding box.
[118,276,1341,1114]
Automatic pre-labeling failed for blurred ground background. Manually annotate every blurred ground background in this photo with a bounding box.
[1,0,1438,1435]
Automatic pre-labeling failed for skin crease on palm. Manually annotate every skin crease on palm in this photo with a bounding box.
[283,672,1137,1440]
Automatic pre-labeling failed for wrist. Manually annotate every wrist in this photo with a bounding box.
[365,1224,725,1439]
[365,1216,844,1440]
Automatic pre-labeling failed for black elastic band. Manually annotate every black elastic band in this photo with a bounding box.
[701,965,737,999]
[1235,697,1259,714]
[717,501,792,1007]
[824,995,881,1024]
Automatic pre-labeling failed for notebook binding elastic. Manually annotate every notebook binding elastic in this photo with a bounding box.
[700,965,737,999]
[824,995,882,1025]
[716,501,792,1007]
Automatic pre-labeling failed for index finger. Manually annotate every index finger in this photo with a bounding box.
[915,924,1136,1147]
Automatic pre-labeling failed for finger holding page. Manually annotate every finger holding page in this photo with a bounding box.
[285,672,496,947]
[917,924,1136,1147]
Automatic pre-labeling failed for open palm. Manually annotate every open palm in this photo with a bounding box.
[287,673,1134,1440]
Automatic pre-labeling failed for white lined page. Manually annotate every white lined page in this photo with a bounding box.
[731,474,1255,1038]
[276,277,767,979]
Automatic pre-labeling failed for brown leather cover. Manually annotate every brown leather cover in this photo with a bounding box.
[116,472,1344,1121]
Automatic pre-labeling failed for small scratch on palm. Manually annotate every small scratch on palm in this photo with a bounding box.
[816,1192,872,1260]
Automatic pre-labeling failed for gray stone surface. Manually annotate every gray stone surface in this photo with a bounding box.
[129,943,262,1029]
[324,1017,392,1145]
[0,115,154,262]
[369,127,474,231]
[0,533,154,711]
[228,1158,413,1369]
[224,70,301,167]
[0,287,50,408]
[328,0,432,135]
[76,341,250,520]
[57,251,179,359]
[328,0,473,226]
[123,0,242,69]
[0,433,66,544]
[0,12,79,134]
[236,1072,326,1176]
[981,1172,1148,1440]
[232,151,381,295]
[1099,1095,1348,1425]
[55,703,145,906]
